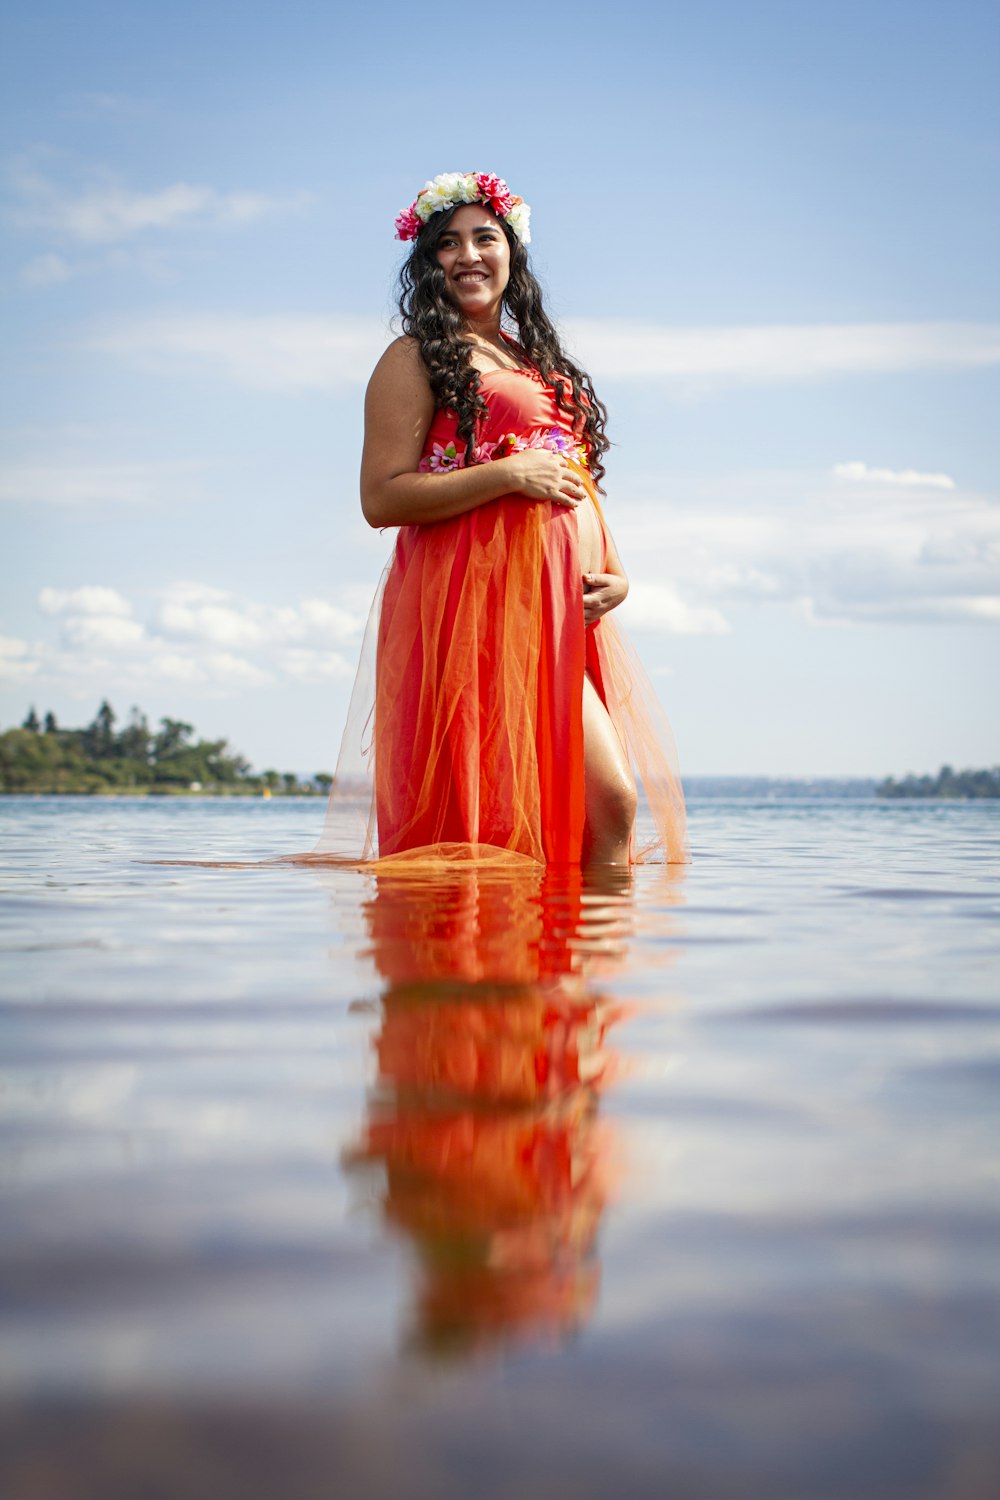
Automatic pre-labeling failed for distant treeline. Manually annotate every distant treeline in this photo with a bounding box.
[684,776,877,799]
[0,703,331,796]
[875,765,1000,799]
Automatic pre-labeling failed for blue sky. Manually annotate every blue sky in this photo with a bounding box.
[2,0,998,776]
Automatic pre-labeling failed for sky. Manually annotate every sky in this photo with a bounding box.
[1,0,998,778]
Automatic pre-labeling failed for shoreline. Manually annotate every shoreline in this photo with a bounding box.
[2,786,998,803]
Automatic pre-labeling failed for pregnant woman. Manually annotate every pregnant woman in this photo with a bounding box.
[327,172,686,867]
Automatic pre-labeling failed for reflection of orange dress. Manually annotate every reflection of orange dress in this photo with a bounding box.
[331,362,687,867]
[346,864,628,1354]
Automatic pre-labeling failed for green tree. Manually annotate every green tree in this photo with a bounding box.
[154,717,194,761]
[83,700,117,758]
[2,703,313,795]
[22,707,40,732]
[118,706,152,765]
[200,737,246,784]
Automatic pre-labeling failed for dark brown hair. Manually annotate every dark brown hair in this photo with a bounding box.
[396,204,611,488]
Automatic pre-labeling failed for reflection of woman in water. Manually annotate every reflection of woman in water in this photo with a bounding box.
[325,172,686,868]
[345,865,633,1355]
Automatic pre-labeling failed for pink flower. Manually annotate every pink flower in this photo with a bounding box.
[516,429,571,453]
[475,172,514,218]
[394,205,422,241]
[422,440,464,472]
[487,433,527,460]
[419,428,586,475]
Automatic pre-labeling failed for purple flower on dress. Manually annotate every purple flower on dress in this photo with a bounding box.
[420,427,590,473]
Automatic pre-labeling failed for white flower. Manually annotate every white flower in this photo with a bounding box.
[417,172,477,219]
[506,201,531,244]
[402,173,532,242]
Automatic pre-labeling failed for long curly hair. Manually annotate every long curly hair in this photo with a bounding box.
[396,204,611,488]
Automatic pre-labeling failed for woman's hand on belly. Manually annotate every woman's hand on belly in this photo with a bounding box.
[500,450,588,508]
[583,571,628,626]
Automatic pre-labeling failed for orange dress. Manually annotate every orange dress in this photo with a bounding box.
[321,362,687,867]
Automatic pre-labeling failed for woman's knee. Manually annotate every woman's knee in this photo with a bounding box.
[582,676,637,839]
[614,770,639,831]
[594,765,637,836]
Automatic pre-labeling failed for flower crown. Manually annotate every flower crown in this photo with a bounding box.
[395,172,531,245]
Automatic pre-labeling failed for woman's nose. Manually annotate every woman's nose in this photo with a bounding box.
[456,241,482,264]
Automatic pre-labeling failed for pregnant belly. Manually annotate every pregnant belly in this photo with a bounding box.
[575,493,605,577]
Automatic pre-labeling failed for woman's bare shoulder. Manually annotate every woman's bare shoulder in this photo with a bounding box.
[365,337,434,426]
[369,335,428,386]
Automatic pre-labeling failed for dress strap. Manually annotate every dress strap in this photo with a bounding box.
[499,330,536,372]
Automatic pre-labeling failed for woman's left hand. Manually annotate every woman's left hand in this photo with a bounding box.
[583,572,628,625]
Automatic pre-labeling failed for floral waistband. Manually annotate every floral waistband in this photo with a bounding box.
[419,427,590,474]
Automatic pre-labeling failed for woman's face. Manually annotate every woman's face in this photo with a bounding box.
[435,204,511,319]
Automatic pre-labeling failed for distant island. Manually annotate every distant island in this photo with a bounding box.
[1,702,330,796]
[875,765,1000,799]
[684,776,877,799]
[2,704,996,801]
[685,770,999,800]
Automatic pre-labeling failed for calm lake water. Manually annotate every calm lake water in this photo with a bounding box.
[1,795,999,1500]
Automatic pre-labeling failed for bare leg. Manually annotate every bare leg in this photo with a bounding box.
[582,672,637,865]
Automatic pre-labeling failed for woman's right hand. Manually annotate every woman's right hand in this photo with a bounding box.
[502,449,587,508]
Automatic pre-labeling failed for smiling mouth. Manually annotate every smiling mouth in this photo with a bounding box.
[456,272,488,283]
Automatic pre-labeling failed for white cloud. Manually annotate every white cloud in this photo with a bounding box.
[279,648,356,681]
[833,461,956,490]
[61,616,147,650]
[298,599,366,644]
[157,599,269,648]
[153,583,364,650]
[0,461,170,507]
[39,586,132,618]
[8,159,312,245]
[202,652,271,685]
[90,314,1000,394]
[9,583,369,692]
[0,636,38,681]
[611,468,1000,630]
[564,320,1000,388]
[624,582,730,635]
[804,593,1000,625]
[149,653,212,684]
[93,313,387,390]
[156,582,227,607]
[34,588,146,659]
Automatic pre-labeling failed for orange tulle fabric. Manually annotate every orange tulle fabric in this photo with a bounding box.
[343,864,627,1352]
[317,359,688,868]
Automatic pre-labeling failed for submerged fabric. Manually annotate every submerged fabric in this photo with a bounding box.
[317,357,688,867]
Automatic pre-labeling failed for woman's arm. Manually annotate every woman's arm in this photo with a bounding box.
[583,526,629,625]
[360,337,588,528]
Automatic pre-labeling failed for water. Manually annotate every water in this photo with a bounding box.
[1,795,999,1499]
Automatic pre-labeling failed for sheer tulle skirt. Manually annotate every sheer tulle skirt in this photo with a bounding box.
[315,467,688,868]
